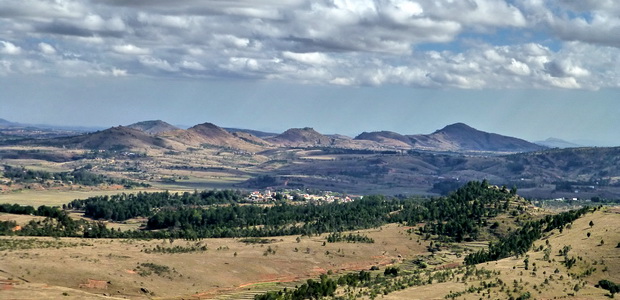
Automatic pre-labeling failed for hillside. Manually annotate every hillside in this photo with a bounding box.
[127,120,179,135]
[408,123,546,153]
[161,122,267,151]
[32,126,173,151]
[384,207,619,300]
[267,127,335,147]
[354,131,413,149]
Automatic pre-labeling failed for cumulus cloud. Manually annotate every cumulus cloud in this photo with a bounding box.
[0,41,22,55]
[38,43,57,55]
[113,44,150,55]
[0,0,618,89]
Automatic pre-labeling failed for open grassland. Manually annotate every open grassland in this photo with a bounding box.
[0,213,47,226]
[0,189,159,207]
[0,224,431,299]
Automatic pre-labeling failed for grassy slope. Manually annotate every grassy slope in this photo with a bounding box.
[384,207,619,300]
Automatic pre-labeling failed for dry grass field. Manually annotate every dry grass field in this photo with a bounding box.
[0,224,431,299]
[0,189,158,208]
[0,207,618,299]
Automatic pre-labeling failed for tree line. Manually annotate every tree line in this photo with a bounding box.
[68,189,245,221]
[2,181,522,240]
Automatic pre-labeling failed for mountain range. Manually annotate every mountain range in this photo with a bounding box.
[2,117,620,198]
[3,119,552,154]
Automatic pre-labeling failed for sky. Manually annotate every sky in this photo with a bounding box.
[0,0,619,146]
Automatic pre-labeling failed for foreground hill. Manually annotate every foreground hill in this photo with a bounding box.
[127,120,179,135]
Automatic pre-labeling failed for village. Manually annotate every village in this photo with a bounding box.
[246,189,358,204]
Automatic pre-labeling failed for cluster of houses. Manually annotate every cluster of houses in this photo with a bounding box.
[247,189,356,204]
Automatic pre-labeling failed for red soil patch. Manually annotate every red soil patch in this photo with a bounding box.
[78,279,109,289]
[1,279,19,290]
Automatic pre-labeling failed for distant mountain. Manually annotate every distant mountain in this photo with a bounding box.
[0,118,17,127]
[407,123,546,153]
[352,123,545,153]
[354,131,412,149]
[224,128,277,138]
[2,120,549,154]
[36,126,173,151]
[161,122,268,151]
[267,127,334,147]
[535,138,582,149]
[127,120,179,135]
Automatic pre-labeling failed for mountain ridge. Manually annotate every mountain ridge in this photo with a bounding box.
[352,123,546,153]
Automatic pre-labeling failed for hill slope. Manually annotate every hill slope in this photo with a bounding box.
[127,120,179,135]
[36,126,173,151]
[267,127,335,147]
[161,122,268,151]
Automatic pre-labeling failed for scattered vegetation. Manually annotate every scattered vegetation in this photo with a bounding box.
[465,206,592,265]
[143,243,207,254]
[0,238,92,251]
[2,165,148,188]
[326,232,374,243]
[135,262,173,277]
